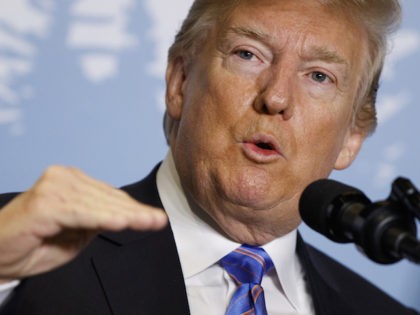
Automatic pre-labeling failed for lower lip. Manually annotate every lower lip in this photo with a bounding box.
[242,142,282,163]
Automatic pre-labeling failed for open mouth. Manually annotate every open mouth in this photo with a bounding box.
[256,142,275,151]
[241,134,282,162]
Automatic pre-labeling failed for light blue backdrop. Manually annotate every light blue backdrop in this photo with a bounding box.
[0,0,419,310]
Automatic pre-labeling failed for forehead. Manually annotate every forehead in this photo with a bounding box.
[225,0,356,32]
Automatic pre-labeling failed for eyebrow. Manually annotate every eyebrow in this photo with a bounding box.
[301,46,348,66]
[217,25,273,55]
[223,26,348,64]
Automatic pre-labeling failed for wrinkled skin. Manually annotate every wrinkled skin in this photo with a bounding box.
[166,0,368,245]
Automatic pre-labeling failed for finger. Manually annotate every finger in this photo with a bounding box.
[49,185,168,232]
[63,167,169,230]
[10,167,167,238]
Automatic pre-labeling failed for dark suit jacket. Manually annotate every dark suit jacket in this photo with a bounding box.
[0,165,418,315]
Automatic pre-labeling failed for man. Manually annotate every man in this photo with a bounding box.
[0,0,417,314]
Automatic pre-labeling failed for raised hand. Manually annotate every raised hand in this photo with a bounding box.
[0,166,167,281]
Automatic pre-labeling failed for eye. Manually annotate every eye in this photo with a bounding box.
[236,49,255,61]
[227,45,268,75]
[311,71,331,83]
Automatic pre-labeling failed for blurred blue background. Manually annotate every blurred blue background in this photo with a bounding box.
[0,0,418,310]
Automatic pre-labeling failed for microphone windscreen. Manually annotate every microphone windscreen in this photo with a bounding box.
[299,178,364,236]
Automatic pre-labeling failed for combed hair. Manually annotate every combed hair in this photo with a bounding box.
[318,0,402,134]
[165,0,401,139]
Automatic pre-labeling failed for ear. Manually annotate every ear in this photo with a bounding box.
[165,57,187,121]
[334,130,366,170]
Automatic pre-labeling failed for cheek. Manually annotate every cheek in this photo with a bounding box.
[174,90,236,164]
[295,109,351,171]
[182,75,252,139]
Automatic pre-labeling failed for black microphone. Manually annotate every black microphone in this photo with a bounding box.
[299,178,420,264]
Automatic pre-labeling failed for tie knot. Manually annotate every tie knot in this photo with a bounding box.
[220,244,274,285]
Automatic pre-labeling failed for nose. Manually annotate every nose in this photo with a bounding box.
[253,68,293,120]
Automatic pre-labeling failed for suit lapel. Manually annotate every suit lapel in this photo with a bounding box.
[296,234,355,315]
[92,226,190,315]
[92,165,190,315]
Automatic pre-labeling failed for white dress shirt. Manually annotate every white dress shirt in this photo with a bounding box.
[157,151,314,315]
[0,280,19,306]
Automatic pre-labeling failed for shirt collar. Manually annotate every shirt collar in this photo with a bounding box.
[157,150,304,309]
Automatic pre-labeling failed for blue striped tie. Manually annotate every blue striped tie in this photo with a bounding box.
[220,244,274,315]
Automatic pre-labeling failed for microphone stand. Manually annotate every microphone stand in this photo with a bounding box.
[385,177,420,263]
[353,177,420,264]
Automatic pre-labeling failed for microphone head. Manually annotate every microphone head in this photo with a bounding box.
[299,178,369,242]
[299,178,416,264]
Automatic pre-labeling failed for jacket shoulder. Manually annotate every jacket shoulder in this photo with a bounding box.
[298,237,419,315]
[0,192,20,208]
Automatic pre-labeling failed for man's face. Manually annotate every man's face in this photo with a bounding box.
[166,0,367,244]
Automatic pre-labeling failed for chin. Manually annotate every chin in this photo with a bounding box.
[223,168,282,210]
[225,188,281,212]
